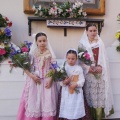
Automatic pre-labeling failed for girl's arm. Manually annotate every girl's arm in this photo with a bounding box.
[24,70,41,84]
[80,62,95,74]
[59,77,70,86]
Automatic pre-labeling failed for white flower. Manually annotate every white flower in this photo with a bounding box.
[0,43,5,49]
[35,9,39,14]
[74,1,83,8]
[39,11,43,17]
[83,12,87,17]
[53,2,56,6]
[11,43,21,52]
[38,5,42,10]
[73,4,77,9]
[56,67,60,72]
[32,5,36,10]
[66,8,72,13]
[60,69,64,73]
[58,8,63,14]
[78,9,82,15]
[78,52,84,58]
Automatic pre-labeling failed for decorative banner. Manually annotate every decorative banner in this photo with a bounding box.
[46,20,86,27]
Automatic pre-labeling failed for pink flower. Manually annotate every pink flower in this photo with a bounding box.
[21,47,28,52]
[84,52,90,60]
[0,49,6,55]
[66,8,72,13]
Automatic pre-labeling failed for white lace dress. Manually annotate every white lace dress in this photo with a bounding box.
[84,42,105,108]
[59,64,85,119]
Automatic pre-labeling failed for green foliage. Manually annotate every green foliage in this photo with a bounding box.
[46,61,68,82]
[0,14,7,27]
[116,45,120,52]
[12,53,31,71]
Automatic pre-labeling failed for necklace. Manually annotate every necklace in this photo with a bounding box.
[39,48,47,54]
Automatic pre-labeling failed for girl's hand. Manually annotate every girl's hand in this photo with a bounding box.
[45,78,52,89]
[63,77,70,85]
[89,66,95,73]
[94,65,102,74]
[69,82,78,89]
[31,74,41,84]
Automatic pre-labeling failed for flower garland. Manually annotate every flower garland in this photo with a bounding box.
[0,13,12,62]
[32,1,87,18]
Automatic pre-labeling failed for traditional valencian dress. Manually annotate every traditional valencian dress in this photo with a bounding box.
[59,63,85,120]
[16,48,58,120]
[79,31,114,120]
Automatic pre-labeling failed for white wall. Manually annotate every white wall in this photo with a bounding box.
[1,0,120,119]
[0,0,120,58]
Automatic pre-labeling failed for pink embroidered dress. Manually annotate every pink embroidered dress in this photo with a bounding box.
[16,49,58,120]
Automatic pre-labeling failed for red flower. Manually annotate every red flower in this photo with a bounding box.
[8,21,12,27]
[8,60,12,63]
[5,17,9,21]
[0,49,6,55]
[21,47,29,52]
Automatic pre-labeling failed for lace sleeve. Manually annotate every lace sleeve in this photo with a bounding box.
[79,61,90,75]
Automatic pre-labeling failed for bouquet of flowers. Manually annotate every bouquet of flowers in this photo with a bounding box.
[46,61,80,93]
[46,61,67,82]
[9,41,32,72]
[0,13,12,63]
[78,47,92,65]
[0,14,12,27]
[78,47,101,79]
[32,1,87,18]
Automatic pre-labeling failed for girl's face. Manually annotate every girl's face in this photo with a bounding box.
[36,36,47,50]
[66,53,77,66]
[86,26,97,40]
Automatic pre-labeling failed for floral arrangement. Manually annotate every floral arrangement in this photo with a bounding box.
[115,13,120,52]
[78,47,92,65]
[0,14,12,27]
[32,1,87,18]
[46,61,68,82]
[9,41,32,72]
[0,27,12,43]
[78,47,100,79]
[0,13,12,63]
[46,61,80,93]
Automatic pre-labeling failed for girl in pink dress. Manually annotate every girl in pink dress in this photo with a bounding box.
[16,32,58,120]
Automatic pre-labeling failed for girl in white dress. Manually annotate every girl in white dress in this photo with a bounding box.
[59,49,85,120]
